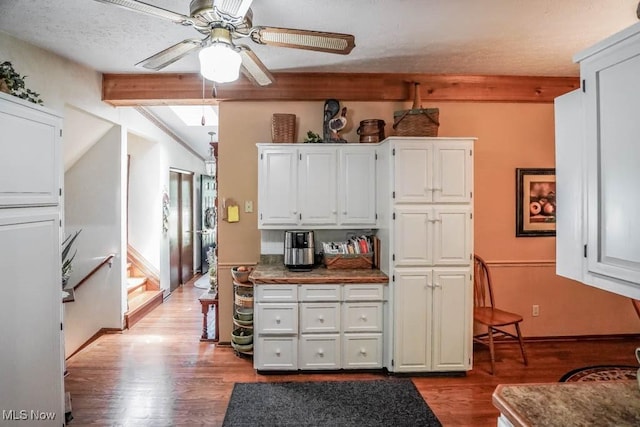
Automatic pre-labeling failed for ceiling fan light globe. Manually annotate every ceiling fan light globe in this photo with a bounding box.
[199,44,242,83]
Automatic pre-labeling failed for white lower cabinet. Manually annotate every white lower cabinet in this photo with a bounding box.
[393,268,471,372]
[254,283,386,371]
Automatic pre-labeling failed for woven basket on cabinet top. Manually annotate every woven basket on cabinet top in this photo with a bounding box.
[271,113,296,143]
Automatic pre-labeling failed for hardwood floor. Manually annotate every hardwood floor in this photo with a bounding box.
[65,279,640,426]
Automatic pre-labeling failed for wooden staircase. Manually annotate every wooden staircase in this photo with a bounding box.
[125,261,163,329]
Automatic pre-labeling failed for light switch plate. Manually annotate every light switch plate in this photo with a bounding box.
[244,200,253,213]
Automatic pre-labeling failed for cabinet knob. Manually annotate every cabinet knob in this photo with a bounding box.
[360,314,367,321]
[360,348,367,356]
[318,315,324,322]
[318,349,324,356]
[275,349,281,356]
[275,316,281,324]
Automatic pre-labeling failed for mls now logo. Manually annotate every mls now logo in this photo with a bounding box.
[2,409,56,421]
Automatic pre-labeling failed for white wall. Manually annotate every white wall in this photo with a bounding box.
[64,126,126,356]
[0,31,207,354]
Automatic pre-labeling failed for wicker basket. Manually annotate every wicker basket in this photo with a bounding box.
[271,113,296,143]
[392,82,440,137]
[235,293,254,308]
[323,253,374,270]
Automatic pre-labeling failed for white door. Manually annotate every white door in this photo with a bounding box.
[394,206,433,266]
[339,147,377,226]
[258,148,298,226]
[431,268,471,371]
[432,207,472,265]
[393,268,432,372]
[299,148,337,225]
[433,141,472,203]
[394,142,432,203]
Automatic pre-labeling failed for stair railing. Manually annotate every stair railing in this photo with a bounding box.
[69,253,116,292]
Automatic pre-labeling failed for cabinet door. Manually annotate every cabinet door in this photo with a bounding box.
[433,141,472,203]
[258,148,298,226]
[432,207,472,266]
[393,268,432,372]
[581,31,640,286]
[394,142,432,203]
[299,148,337,225]
[0,207,64,421]
[0,93,61,207]
[431,268,471,371]
[339,147,377,226]
[394,206,433,266]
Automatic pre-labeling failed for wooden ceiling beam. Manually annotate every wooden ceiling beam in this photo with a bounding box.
[102,72,579,106]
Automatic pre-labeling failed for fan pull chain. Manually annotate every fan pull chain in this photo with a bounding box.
[212,81,218,99]
[201,76,206,126]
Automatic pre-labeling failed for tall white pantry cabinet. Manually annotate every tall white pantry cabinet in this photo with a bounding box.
[0,92,65,425]
[383,137,475,373]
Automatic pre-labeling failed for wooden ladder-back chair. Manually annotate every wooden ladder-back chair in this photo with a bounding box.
[473,254,528,374]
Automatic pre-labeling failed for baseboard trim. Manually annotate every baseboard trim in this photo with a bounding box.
[523,333,640,342]
[66,327,123,360]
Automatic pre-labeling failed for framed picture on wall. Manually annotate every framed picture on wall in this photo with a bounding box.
[516,168,556,237]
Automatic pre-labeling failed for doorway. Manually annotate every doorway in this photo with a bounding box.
[169,169,194,292]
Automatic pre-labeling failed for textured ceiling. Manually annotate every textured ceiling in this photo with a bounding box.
[1,0,638,156]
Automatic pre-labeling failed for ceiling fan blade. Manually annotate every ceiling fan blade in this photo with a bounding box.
[250,27,355,55]
[93,0,195,26]
[237,45,274,87]
[136,39,203,71]
[213,0,254,19]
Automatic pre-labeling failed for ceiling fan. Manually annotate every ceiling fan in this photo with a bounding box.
[93,0,356,86]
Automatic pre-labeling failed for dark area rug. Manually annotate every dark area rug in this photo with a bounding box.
[222,378,442,426]
[559,365,638,382]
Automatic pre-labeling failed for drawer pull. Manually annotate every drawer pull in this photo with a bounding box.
[275,316,281,324]
[360,314,367,321]
[275,348,281,356]
[318,315,324,323]
[318,349,324,357]
[360,348,367,356]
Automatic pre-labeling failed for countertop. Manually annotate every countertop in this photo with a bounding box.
[248,259,389,284]
[493,381,640,427]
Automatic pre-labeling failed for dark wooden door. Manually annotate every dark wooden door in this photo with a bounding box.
[169,170,194,292]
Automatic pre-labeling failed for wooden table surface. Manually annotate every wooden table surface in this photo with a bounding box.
[249,264,389,284]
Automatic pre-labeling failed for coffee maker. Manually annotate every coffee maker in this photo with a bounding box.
[284,230,315,271]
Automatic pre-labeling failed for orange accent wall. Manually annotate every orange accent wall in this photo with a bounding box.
[217,100,638,342]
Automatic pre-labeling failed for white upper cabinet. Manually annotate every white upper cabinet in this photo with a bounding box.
[257,144,377,229]
[299,148,337,225]
[339,147,377,226]
[394,140,472,204]
[556,22,640,297]
[0,92,62,207]
[258,147,298,226]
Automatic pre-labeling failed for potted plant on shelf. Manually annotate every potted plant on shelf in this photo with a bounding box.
[0,61,43,104]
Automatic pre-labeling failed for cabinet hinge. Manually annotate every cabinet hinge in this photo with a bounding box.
[375,152,378,160]
[59,188,62,196]
[299,213,302,220]
[375,213,378,220]
[392,275,395,282]
[299,153,302,160]
[391,359,394,367]
[59,219,62,227]
[392,191,395,199]
[259,213,262,220]
[470,191,473,199]
[392,148,395,156]
[469,150,472,156]
[59,129,63,137]
[582,79,586,92]
[392,254,395,261]
[470,212,473,219]
[260,153,263,160]
[392,212,396,220]
[584,244,587,258]
[60,323,63,331]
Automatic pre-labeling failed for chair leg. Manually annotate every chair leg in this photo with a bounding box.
[515,322,528,366]
[487,326,496,375]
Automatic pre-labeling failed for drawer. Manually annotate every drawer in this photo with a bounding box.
[255,337,298,370]
[299,284,341,301]
[342,333,383,369]
[256,285,298,302]
[255,303,298,334]
[342,284,384,301]
[299,334,341,370]
[300,302,340,333]
[342,302,383,333]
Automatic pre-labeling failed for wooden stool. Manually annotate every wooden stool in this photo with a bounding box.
[198,290,219,342]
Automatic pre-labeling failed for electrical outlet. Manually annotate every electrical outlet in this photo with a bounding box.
[244,200,253,213]
[532,305,540,317]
